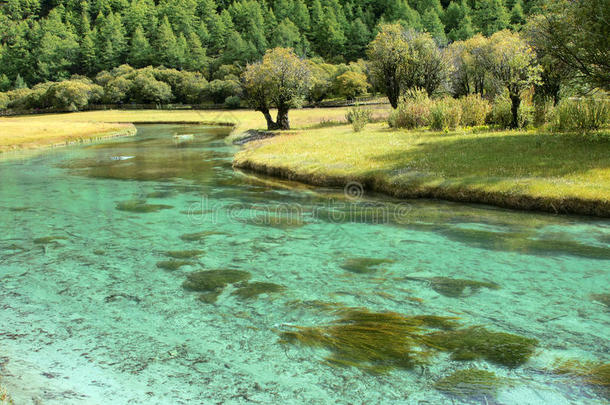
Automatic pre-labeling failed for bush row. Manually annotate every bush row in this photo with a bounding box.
[388,90,610,132]
[0,65,244,112]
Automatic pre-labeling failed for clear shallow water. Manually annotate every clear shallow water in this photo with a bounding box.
[0,125,608,404]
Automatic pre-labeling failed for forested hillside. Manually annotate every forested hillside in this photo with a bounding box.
[0,0,541,88]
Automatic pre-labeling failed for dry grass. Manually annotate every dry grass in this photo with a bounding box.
[234,124,610,216]
[0,105,391,152]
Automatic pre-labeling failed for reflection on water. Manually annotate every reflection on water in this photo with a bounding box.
[0,125,608,404]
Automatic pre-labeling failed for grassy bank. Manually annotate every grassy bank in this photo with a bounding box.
[0,106,390,153]
[234,123,610,217]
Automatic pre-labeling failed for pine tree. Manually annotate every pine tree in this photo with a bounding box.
[155,16,179,66]
[422,9,446,45]
[271,18,303,54]
[14,73,27,89]
[185,32,209,72]
[80,29,97,74]
[346,18,371,61]
[291,0,310,31]
[473,0,509,36]
[510,0,526,29]
[127,25,152,68]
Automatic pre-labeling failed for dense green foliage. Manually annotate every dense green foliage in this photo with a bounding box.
[0,0,543,89]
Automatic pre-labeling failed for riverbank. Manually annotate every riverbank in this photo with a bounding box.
[234,123,610,217]
[0,106,391,153]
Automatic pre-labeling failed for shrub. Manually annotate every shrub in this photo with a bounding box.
[488,96,513,128]
[131,72,173,104]
[533,99,556,128]
[0,93,8,110]
[346,106,372,132]
[518,100,535,129]
[45,80,103,111]
[553,97,610,132]
[7,84,51,110]
[388,89,431,129]
[459,95,491,127]
[205,79,241,104]
[430,97,462,131]
[224,95,241,109]
[334,71,368,100]
[103,76,133,103]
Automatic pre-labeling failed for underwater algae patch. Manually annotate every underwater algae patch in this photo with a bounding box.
[156,260,192,271]
[164,250,204,259]
[231,282,286,299]
[115,200,173,213]
[182,269,251,303]
[33,236,67,244]
[406,276,500,298]
[340,257,395,274]
[280,307,539,373]
[434,369,504,400]
[553,360,610,398]
[589,293,610,308]
[279,308,459,374]
[179,231,225,242]
[425,326,538,367]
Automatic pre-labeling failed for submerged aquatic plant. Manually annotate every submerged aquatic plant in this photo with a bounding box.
[340,257,394,274]
[115,200,173,213]
[279,308,459,374]
[165,250,204,259]
[198,290,222,304]
[434,369,504,400]
[231,282,286,299]
[179,231,224,242]
[407,276,500,298]
[425,326,538,368]
[33,236,67,244]
[156,260,191,271]
[589,293,610,308]
[553,360,610,399]
[182,269,251,293]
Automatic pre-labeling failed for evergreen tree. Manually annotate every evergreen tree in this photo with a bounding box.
[35,9,79,81]
[14,73,27,89]
[346,18,371,61]
[291,0,310,31]
[422,9,446,45]
[80,28,97,74]
[155,16,179,66]
[473,0,509,36]
[185,32,209,72]
[127,25,152,67]
[510,0,526,29]
[271,18,303,54]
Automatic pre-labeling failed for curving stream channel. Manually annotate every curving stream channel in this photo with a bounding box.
[0,125,609,404]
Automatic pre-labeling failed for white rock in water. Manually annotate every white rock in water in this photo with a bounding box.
[110,156,135,161]
[173,134,194,141]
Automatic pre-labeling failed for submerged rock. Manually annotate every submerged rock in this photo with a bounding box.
[434,369,504,400]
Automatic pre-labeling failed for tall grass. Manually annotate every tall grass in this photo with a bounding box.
[553,97,610,132]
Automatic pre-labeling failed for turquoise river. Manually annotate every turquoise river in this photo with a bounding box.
[0,125,608,404]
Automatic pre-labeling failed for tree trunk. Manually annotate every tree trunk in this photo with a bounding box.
[261,109,278,130]
[387,76,399,109]
[276,107,290,130]
[510,93,521,129]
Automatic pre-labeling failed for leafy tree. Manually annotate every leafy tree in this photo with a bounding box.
[242,47,312,129]
[367,24,411,108]
[484,30,541,128]
[527,0,610,91]
[446,34,489,97]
